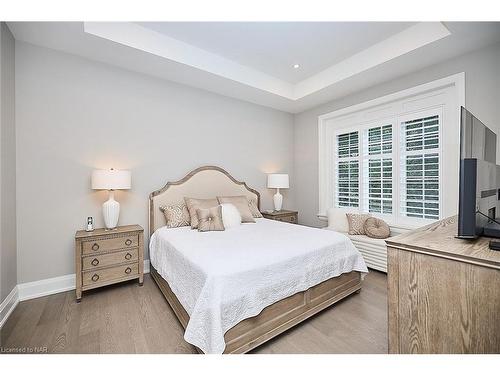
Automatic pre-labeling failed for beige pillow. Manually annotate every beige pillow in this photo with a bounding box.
[184,197,219,229]
[363,217,391,239]
[248,198,263,218]
[160,204,190,228]
[217,196,255,223]
[346,213,371,235]
[196,206,225,232]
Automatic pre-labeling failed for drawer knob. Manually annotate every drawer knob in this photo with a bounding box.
[91,243,100,251]
[125,252,132,260]
[91,274,99,282]
[91,258,99,266]
[125,239,132,246]
[125,267,132,274]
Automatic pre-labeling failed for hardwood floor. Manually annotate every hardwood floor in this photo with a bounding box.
[0,270,387,354]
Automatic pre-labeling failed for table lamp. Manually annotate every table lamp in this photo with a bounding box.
[267,173,289,211]
[91,168,131,229]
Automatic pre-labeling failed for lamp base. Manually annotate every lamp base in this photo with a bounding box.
[273,190,283,211]
[103,190,120,229]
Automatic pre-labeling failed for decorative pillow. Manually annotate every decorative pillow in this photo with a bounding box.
[327,207,349,233]
[248,198,263,218]
[363,217,391,239]
[220,203,242,229]
[217,196,255,223]
[196,206,225,232]
[346,213,371,235]
[184,197,219,229]
[159,204,190,228]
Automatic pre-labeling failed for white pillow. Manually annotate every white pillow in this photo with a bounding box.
[327,207,350,233]
[220,203,241,229]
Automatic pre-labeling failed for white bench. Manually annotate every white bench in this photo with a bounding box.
[323,208,403,273]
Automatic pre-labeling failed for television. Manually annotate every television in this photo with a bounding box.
[457,106,500,239]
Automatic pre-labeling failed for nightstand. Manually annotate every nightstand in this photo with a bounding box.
[75,224,144,302]
[261,210,298,224]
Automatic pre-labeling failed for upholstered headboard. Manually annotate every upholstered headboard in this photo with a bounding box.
[149,166,260,236]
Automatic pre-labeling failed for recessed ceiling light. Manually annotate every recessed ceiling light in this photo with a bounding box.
[293,64,300,69]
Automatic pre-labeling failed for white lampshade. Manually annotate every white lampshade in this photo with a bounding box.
[267,174,289,189]
[91,169,131,190]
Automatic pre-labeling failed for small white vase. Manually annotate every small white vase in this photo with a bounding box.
[103,190,120,229]
[273,188,283,211]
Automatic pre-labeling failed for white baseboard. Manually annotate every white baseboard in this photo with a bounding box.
[0,286,19,329]
[0,259,151,326]
[17,260,151,302]
[18,273,76,302]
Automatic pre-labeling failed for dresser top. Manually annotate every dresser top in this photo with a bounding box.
[75,224,143,239]
[386,216,500,269]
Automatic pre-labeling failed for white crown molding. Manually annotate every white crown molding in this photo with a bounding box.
[84,22,451,102]
[0,286,19,329]
[0,260,151,328]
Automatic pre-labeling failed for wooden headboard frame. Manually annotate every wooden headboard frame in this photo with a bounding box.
[149,166,260,237]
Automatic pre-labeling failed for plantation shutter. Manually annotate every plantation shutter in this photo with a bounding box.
[400,114,440,220]
[335,131,359,208]
[363,125,393,214]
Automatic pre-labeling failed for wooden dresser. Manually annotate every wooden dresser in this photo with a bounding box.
[75,225,144,301]
[386,216,500,353]
[261,210,298,224]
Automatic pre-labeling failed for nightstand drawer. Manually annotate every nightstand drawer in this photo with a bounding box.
[82,248,138,271]
[82,234,138,255]
[279,215,296,223]
[82,263,139,287]
[261,210,298,224]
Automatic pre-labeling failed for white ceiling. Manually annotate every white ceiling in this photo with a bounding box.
[7,22,500,113]
[137,22,414,83]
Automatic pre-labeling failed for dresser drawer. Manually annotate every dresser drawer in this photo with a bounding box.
[83,263,139,287]
[82,248,138,271]
[82,234,138,255]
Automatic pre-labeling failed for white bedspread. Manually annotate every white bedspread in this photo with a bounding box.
[149,218,368,354]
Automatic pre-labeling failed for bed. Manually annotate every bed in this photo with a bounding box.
[148,166,368,354]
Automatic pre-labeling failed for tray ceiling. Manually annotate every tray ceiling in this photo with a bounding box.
[8,22,500,113]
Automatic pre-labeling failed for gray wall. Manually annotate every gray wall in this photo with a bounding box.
[15,41,294,283]
[294,42,500,228]
[1,23,17,301]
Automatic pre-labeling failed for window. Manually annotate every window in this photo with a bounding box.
[363,125,393,214]
[319,75,464,228]
[318,74,464,228]
[335,131,359,208]
[331,112,441,224]
[400,115,440,220]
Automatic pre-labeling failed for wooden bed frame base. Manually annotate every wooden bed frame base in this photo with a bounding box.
[150,266,362,354]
